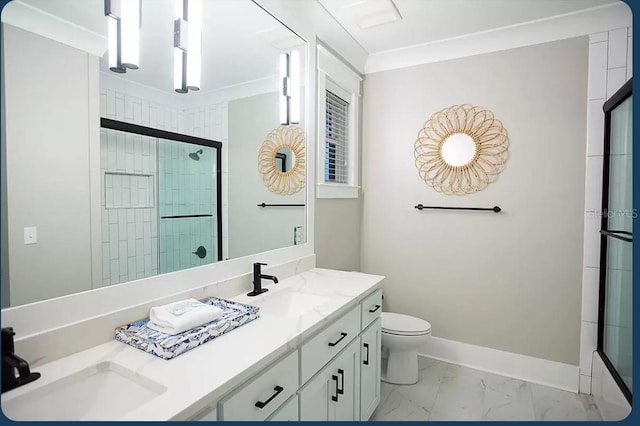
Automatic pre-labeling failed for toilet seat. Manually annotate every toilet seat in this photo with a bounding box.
[381,312,431,336]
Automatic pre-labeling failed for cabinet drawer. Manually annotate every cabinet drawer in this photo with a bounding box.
[300,305,360,384]
[219,350,298,421]
[360,289,382,330]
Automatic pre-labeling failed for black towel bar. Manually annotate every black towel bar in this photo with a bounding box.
[414,204,501,213]
[257,203,305,208]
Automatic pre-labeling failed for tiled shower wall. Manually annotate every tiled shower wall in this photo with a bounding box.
[579,27,632,394]
[99,84,228,285]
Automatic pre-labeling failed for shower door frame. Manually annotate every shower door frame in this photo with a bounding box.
[597,78,632,405]
[100,118,223,262]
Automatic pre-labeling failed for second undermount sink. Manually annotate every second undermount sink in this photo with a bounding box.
[256,290,330,318]
[1,361,166,421]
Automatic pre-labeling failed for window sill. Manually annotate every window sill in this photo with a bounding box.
[316,183,359,199]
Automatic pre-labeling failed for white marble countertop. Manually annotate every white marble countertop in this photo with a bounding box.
[1,268,384,421]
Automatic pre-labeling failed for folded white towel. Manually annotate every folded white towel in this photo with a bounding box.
[146,299,223,335]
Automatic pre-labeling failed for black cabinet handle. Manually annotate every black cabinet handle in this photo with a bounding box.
[254,385,284,409]
[331,375,339,402]
[363,343,370,365]
[337,369,345,395]
[369,304,381,313]
[328,332,348,347]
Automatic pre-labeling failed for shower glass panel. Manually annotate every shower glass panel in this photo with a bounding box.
[598,80,632,402]
[100,119,222,285]
[158,138,219,273]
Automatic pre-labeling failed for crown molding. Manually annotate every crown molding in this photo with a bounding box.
[365,2,632,74]
[1,0,107,57]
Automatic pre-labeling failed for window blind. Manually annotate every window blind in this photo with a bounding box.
[325,90,349,184]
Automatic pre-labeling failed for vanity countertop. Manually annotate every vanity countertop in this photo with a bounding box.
[1,268,384,421]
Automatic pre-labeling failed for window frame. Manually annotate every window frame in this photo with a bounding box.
[316,45,361,199]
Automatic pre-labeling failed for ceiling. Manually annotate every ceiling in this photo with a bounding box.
[18,0,304,94]
[317,0,619,54]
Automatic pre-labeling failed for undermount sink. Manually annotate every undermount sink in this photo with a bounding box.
[256,291,329,318]
[2,361,166,421]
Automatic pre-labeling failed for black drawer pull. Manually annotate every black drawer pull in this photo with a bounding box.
[363,343,370,365]
[254,385,284,409]
[328,332,348,347]
[369,304,381,313]
[337,369,345,395]
[331,374,339,402]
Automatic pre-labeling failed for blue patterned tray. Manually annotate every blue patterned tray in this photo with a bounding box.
[115,297,260,360]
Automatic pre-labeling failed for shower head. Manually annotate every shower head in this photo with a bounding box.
[189,149,203,161]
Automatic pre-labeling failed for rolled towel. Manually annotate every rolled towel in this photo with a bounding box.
[146,299,223,335]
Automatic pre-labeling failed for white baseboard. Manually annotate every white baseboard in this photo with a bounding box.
[419,336,580,392]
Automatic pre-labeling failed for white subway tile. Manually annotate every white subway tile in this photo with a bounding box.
[128,257,136,281]
[607,28,628,69]
[136,239,144,272]
[106,90,116,117]
[584,155,604,212]
[580,320,598,375]
[133,101,142,123]
[110,259,119,283]
[606,67,627,98]
[583,214,602,268]
[141,100,150,124]
[124,95,133,120]
[588,42,608,100]
[144,254,152,274]
[586,99,605,156]
[102,242,110,279]
[119,241,128,274]
[115,95,125,120]
[582,267,600,323]
[100,93,107,116]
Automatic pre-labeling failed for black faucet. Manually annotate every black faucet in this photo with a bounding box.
[247,262,279,296]
[2,327,40,393]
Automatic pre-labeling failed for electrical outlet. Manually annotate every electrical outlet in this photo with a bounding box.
[294,226,303,245]
[24,227,37,245]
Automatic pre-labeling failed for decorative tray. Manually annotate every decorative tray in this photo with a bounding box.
[115,297,260,360]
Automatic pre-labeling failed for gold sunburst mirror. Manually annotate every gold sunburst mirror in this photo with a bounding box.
[414,104,509,195]
[258,126,306,195]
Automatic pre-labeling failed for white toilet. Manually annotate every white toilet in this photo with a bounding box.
[381,312,432,385]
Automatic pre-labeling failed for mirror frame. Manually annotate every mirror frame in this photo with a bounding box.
[414,104,510,195]
[257,125,306,195]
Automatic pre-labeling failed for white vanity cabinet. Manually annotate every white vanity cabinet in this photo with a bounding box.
[360,317,382,420]
[218,350,298,421]
[211,286,382,422]
[299,337,361,421]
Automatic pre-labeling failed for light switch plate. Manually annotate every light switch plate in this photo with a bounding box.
[24,227,37,245]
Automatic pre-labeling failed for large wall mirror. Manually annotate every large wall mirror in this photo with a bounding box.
[0,0,307,307]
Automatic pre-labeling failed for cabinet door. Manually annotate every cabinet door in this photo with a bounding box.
[334,337,361,421]
[267,395,299,421]
[299,338,361,421]
[360,318,381,420]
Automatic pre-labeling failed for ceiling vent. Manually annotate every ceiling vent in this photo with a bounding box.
[341,0,402,30]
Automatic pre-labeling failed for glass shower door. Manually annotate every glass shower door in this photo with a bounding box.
[158,138,220,273]
[598,80,632,402]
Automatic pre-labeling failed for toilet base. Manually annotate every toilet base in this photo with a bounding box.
[382,349,419,385]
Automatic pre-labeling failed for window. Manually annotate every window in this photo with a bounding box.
[317,45,361,199]
[325,90,349,184]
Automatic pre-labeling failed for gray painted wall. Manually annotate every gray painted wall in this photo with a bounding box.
[361,37,589,365]
[315,198,361,271]
[2,25,96,305]
[228,92,305,259]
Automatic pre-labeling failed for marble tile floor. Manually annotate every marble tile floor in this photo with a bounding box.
[371,356,602,421]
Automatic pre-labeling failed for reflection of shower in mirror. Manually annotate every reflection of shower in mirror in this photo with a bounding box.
[189,149,204,161]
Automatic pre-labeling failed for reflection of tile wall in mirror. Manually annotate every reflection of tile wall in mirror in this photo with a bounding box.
[1,0,307,308]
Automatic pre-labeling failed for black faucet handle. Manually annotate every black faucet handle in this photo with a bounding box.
[255,262,268,266]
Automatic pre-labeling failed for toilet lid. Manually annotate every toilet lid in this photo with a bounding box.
[381,312,431,335]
